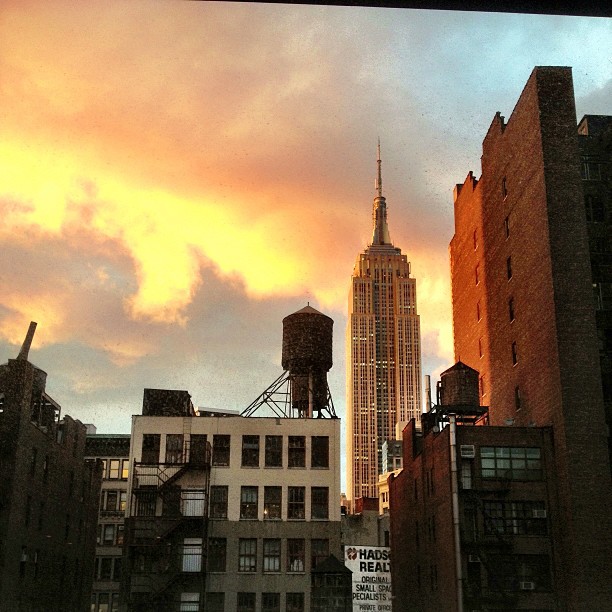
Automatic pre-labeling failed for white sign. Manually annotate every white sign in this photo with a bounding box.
[344,545,392,612]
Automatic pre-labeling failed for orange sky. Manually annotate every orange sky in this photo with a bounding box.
[1,2,611,462]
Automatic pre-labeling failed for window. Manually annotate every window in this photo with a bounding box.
[286,593,305,612]
[581,160,601,181]
[585,195,606,222]
[264,486,281,520]
[165,434,184,463]
[479,375,485,398]
[505,215,510,238]
[478,338,483,358]
[102,524,115,545]
[182,538,202,572]
[97,557,113,580]
[134,490,156,516]
[287,539,305,572]
[508,297,515,322]
[511,341,518,365]
[205,593,225,612]
[481,447,542,480]
[265,435,282,467]
[515,386,522,411]
[179,593,200,612]
[108,460,120,479]
[141,434,160,464]
[208,538,227,572]
[483,501,547,536]
[506,256,512,280]
[486,554,551,592]
[288,436,305,468]
[501,176,507,199]
[476,301,481,322]
[288,487,305,519]
[311,487,329,519]
[241,435,260,467]
[116,525,124,546]
[238,539,257,572]
[237,592,256,611]
[311,437,329,468]
[182,489,206,516]
[190,434,208,465]
[263,539,281,572]
[121,460,129,480]
[212,435,230,466]
[475,264,480,285]
[210,486,228,519]
[311,539,329,570]
[104,491,118,511]
[262,593,280,612]
[240,486,258,520]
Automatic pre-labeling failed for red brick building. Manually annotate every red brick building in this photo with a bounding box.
[449,67,612,609]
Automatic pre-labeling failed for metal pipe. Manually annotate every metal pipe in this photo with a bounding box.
[449,415,464,612]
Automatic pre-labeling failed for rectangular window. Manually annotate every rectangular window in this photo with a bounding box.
[205,593,224,612]
[509,297,515,322]
[121,459,129,480]
[240,486,258,520]
[311,487,329,519]
[502,176,507,199]
[208,538,227,572]
[108,460,120,479]
[478,338,483,358]
[475,264,480,285]
[481,447,542,480]
[190,434,208,465]
[476,300,481,322]
[288,486,305,519]
[286,593,305,612]
[515,386,522,411]
[311,437,329,468]
[262,593,280,612]
[99,557,113,580]
[311,538,329,570]
[483,501,547,536]
[97,593,110,612]
[512,341,518,365]
[288,436,306,468]
[103,524,115,545]
[264,435,282,467]
[116,525,125,546]
[179,593,200,612]
[135,490,156,516]
[238,539,257,573]
[505,215,510,238]
[506,256,513,280]
[141,434,160,464]
[212,435,230,467]
[181,489,206,516]
[287,539,305,572]
[237,592,256,612]
[210,486,228,519]
[264,486,282,520]
[263,539,281,573]
[105,491,118,511]
[486,554,551,592]
[241,435,260,467]
[165,434,184,463]
[182,538,202,572]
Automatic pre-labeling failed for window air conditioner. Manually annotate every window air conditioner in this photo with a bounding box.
[468,554,480,563]
[460,444,476,459]
[532,509,547,518]
[519,581,535,591]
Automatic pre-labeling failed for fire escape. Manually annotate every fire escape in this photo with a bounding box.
[124,437,211,612]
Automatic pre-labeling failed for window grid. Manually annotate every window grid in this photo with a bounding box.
[481,447,542,480]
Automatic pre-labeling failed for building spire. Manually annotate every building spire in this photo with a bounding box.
[371,139,392,245]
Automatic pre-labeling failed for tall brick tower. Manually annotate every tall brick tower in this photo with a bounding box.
[346,143,422,502]
[450,66,612,609]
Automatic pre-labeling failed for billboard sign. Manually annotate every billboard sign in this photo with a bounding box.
[344,545,392,612]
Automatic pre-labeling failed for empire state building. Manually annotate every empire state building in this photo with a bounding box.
[346,144,422,501]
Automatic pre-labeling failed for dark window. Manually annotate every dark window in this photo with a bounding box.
[141,435,160,464]
[311,487,329,519]
[508,297,515,322]
[506,256,512,280]
[481,447,542,480]
[311,538,329,570]
[288,436,305,468]
[311,437,329,468]
[505,215,510,238]
[210,486,228,519]
[135,489,156,516]
[263,539,281,573]
[483,501,547,536]
[212,435,230,466]
[262,593,280,612]
[237,592,256,612]
[165,434,183,463]
[486,554,551,592]
[116,525,124,546]
[476,301,481,321]
[189,434,208,465]
[208,538,227,572]
[105,491,118,511]
[475,264,480,285]
[99,557,113,580]
[479,375,485,397]
[512,341,518,365]
[241,435,260,467]
[288,486,305,519]
[502,176,508,199]
[286,593,305,612]
[581,160,601,181]
[264,435,282,467]
[205,593,225,612]
[264,486,281,520]
[515,386,521,411]
[238,539,257,572]
[287,539,305,572]
[240,486,258,520]
[478,338,483,358]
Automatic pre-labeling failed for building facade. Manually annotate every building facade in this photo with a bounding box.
[0,323,101,612]
[346,145,422,501]
[121,389,342,612]
[449,66,612,609]
[85,432,131,612]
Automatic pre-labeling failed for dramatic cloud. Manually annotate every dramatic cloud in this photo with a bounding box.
[1,3,610,487]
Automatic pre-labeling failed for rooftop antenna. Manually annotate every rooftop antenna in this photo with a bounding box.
[375,137,383,198]
[17,321,37,361]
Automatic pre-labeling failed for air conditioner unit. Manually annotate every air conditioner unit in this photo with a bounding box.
[532,509,547,518]
[468,554,480,563]
[460,444,476,458]
[519,581,535,591]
